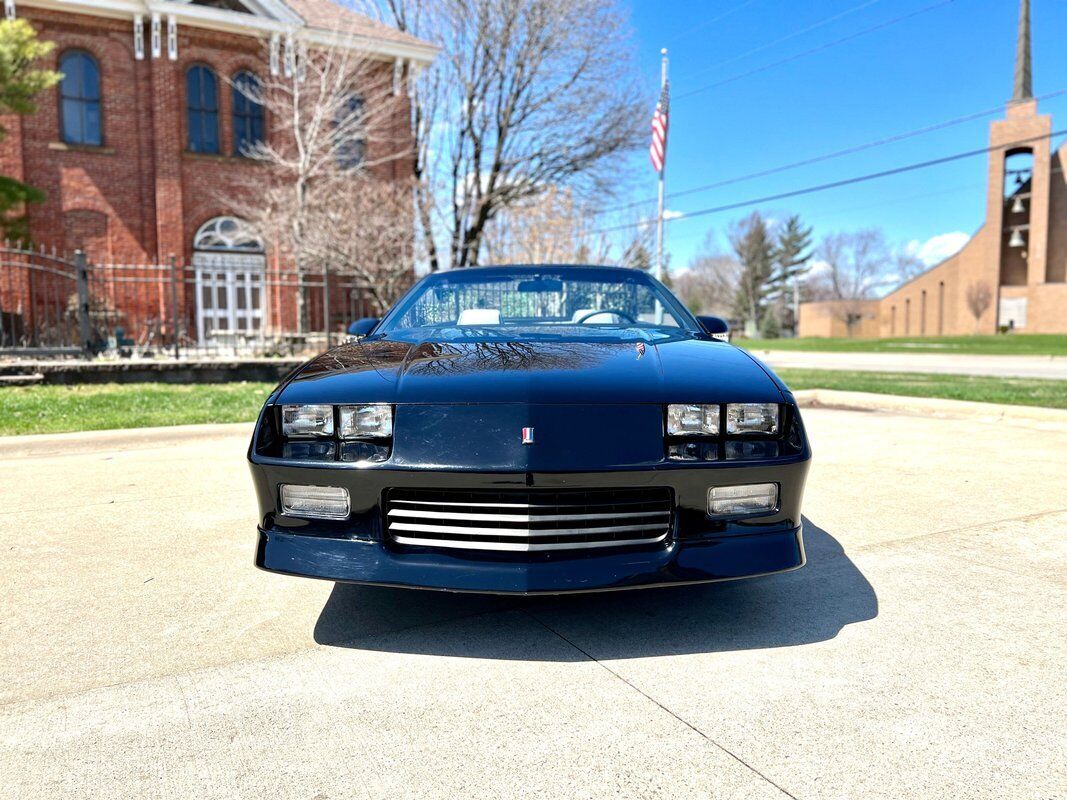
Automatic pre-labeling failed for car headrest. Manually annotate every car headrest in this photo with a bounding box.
[457,309,501,326]
[572,308,621,324]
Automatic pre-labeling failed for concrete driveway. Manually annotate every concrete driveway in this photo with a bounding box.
[751,349,1067,379]
[0,408,1064,799]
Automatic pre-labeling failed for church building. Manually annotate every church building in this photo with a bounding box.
[799,0,1067,338]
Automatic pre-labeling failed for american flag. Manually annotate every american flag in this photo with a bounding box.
[649,81,670,173]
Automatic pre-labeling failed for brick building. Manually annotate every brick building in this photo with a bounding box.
[799,0,1067,338]
[0,0,435,349]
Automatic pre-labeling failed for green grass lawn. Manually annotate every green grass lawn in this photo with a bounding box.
[777,369,1067,409]
[741,334,1067,356]
[0,372,1064,437]
[0,382,274,436]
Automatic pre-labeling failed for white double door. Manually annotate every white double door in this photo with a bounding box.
[194,252,265,342]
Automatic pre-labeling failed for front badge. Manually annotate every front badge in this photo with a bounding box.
[521,427,535,445]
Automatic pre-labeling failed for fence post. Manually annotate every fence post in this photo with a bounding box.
[74,250,91,358]
[169,254,180,360]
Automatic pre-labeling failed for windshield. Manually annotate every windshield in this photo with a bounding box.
[376,267,696,342]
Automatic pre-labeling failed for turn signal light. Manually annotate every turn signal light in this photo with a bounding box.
[280,484,350,519]
[708,483,778,517]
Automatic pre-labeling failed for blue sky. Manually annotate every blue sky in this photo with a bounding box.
[618,0,1067,271]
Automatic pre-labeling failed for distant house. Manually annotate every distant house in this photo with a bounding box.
[0,0,436,347]
[799,0,1067,338]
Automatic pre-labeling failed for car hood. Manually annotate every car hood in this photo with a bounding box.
[278,336,786,405]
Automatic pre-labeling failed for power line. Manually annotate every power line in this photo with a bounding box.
[676,0,957,101]
[602,86,1067,215]
[688,0,884,79]
[665,0,763,45]
[594,128,1067,236]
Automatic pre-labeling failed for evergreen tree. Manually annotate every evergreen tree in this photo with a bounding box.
[622,239,652,269]
[767,215,813,335]
[0,19,61,241]
[729,211,775,335]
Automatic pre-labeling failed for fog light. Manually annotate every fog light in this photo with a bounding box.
[708,483,778,516]
[339,404,393,439]
[667,404,719,435]
[280,484,350,519]
[282,404,335,437]
[726,403,779,435]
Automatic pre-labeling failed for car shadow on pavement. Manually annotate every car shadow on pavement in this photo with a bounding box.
[313,518,877,660]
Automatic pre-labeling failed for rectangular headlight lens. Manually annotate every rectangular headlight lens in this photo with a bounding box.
[708,483,778,516]
[667,404,720,435]
[726,403,779,435]
[280,484,350,519]
[281,404,334,437]
[338,404,393,439]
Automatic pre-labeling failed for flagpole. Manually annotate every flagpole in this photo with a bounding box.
[654,48,668,325]
[655,48,668,284]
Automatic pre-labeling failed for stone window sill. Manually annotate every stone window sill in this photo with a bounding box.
[183,151,265,165]
[48,142,115,155]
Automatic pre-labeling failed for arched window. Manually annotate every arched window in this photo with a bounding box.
[186,65,220,154]
[59,51,102,146]
[193,215,264,252]
[232,71,265,156]
[334,94,365,170]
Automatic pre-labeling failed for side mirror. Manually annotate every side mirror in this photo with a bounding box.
[697,315,730,342]
[347,317,380,339]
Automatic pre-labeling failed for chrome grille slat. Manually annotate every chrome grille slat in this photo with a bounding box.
[389,521,667,537]
[390,534,669,552]
[388,498,666,509]
[388,508,668,523]
[385,488,673,553]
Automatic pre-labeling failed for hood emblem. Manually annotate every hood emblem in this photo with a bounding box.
[521,427,535,445]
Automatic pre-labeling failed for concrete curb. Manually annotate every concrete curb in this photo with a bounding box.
[0,422,255,458]
[794,389,1067,430]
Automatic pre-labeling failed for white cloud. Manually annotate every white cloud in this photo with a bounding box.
[905,232,969,266]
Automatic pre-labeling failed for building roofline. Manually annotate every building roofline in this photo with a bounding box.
[879,224,982,300]
[17,0,439,63]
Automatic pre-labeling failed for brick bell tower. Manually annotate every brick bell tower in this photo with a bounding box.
[985,0,1051,328]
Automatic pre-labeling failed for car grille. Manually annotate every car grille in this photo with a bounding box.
[385,487,673,552]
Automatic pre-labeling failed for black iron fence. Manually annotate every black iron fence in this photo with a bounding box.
[0,245,380,359]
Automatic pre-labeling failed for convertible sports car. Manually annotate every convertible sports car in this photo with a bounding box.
[248,265,811,594]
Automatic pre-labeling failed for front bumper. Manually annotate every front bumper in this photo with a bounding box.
[250,458,810,594]
[256,524,804,594]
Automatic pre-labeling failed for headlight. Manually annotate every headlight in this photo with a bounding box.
[726,403,779,435]
[339,404,393,439]
[281,404,334,437]
[708,483,778,516]
[667,404,720,435]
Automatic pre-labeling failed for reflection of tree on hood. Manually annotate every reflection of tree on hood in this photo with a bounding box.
[404,341,617,376]
[294,338,646,383]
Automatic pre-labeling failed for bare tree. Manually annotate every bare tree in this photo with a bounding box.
[375,0,644,270]
[965,281,993,332]
[674,231,738,317]
[298,176,417,314]
[482,186,613,265]
[231,37,412,335]
[811,229,894,337]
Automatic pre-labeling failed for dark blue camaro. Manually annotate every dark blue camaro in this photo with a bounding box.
[249,265,811,593]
